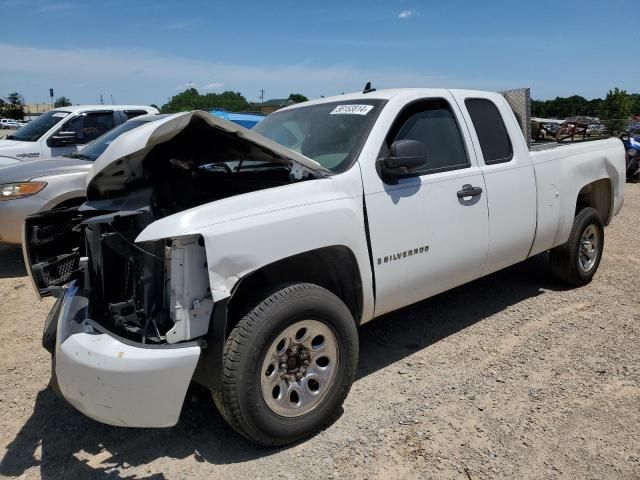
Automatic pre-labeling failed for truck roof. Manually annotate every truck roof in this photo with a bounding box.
[49,105,158,114]
[279,88,499,110]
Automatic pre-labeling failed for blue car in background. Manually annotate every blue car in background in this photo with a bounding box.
[621,132,640,182]
[208,109,265,128]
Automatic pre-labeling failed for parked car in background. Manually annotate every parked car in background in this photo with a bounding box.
[0,110,265,245]
[544,123,560,134]
[621,132,640,181]
[0,105,158,167]
[586,123,606,136]
[23,88,625,446]
[1,119,21,129]
[0,114,165,244]
[208,108,265,128]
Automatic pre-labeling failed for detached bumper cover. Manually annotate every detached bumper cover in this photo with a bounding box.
[52,281,202,428]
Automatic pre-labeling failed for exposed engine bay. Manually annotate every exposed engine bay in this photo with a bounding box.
[24,114,313,345]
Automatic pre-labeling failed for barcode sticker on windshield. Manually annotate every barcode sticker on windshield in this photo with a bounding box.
[330,104,374,115]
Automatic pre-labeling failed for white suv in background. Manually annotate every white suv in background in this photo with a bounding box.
[0,105,159,166]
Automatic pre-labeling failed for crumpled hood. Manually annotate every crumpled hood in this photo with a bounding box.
[87,110,330,193]
[135,166,359,243]
[0,157,91,183]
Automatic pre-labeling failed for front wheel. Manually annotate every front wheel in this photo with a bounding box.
[551,207,604,286]
[213,283,359,446]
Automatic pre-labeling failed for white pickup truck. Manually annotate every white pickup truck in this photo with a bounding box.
[23,88,625,446]
[0,105,158,166]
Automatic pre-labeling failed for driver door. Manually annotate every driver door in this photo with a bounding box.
[362,95,489,316]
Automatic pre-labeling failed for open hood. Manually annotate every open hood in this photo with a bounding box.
[87,110,330,195]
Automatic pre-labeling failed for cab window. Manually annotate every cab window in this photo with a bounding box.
[60,111,116,144]
[384,99,470,175]
[465,98,513,165]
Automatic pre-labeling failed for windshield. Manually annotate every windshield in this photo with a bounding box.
[68,119,149,161]
[8,110,70,142]
[252,100,384,173]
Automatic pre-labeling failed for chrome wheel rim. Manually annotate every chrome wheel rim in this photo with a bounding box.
[260,320,339,417]
[578,224,599,273]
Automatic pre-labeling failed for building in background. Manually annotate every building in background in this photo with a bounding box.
[23,103,54,120]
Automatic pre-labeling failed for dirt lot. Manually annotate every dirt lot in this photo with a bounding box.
[0,185,638,480]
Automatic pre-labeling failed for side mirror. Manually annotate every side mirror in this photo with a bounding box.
[378,139,428,177]
[620,133,630,142]
[49,131,78,147]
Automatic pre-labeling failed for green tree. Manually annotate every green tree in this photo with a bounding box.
[54,96,72,107]
[160,88,201,113]
[203,91,250,111]
[629,93,640,116]
[288,93,308,103]
[2,92,25,120]
[161,88,249,113]
[602,87,632,133]
[602,88,631,119]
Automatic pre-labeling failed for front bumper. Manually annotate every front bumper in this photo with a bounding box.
[49,281,202,428]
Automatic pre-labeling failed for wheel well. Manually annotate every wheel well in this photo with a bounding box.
[576,179,612,224]
[226,246,364,332]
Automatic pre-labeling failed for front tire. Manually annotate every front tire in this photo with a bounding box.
[213,283,359,446]
[551,207,604,286]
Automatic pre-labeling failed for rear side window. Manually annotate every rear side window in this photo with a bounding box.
[386,99,470,175]
[465,98,513,165]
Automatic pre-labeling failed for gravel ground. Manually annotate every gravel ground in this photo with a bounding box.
[0,185,638,480]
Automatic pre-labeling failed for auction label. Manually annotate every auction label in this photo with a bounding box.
[330,104,374,115]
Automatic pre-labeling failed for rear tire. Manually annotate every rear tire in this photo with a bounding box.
[551,207,604,286]
[213,283,358,446]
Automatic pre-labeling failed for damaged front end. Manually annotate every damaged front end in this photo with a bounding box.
[23,195,210,346]
[25,110,326,345]
[22,111,327,427]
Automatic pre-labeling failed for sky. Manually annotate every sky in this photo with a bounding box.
[1,0,638,106]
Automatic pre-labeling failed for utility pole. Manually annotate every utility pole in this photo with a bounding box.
[100,94,104,105]
[110,94,115,105]
[259,89,265,104]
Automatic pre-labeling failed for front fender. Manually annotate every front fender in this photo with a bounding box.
[135,165,375,323]
[0,155,20,167]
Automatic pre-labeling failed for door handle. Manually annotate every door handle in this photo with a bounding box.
[457,184,483,198]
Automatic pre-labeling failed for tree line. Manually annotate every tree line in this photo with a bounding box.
[0,92,72,119]
[0,92,26,120]
[532,88,640,120]
[159,89,308,113]
[3,87,638,121]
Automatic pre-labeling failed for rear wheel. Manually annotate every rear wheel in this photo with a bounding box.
[213,283,358,446]
[551,207,604,286]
